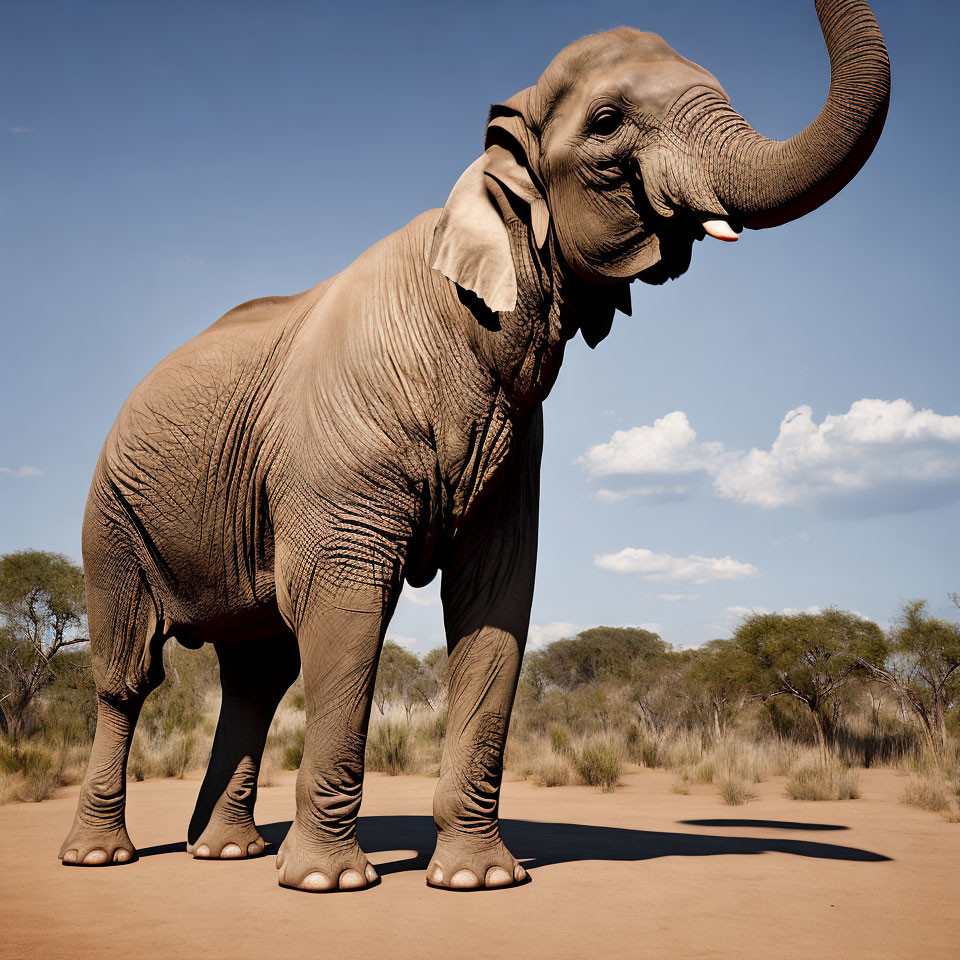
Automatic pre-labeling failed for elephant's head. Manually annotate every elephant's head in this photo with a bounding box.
[432,0,889,315]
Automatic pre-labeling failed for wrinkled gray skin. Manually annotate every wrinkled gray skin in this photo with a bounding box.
[61,0,888,891]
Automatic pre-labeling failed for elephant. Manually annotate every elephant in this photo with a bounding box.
[60,0,889,891]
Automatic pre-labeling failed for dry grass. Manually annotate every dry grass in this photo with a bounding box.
[901,775,960,821]
[572,739,622,792]
[364,703,445,777]
[533,757,573,787]
[262,698,307,773]
[128,731,197,781]
[671,775,691,795]
[717,775,755,806]
[366,721,410,775]
[0,739,81,803]
[786,762,860,801]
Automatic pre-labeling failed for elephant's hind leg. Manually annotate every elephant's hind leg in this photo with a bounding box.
[187,631,301,859]
[60,561,166,866]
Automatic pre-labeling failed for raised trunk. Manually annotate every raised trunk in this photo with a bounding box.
[699,0,890,228]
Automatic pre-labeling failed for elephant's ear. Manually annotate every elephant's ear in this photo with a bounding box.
[430,92,548,315]
[430,153,519,314]
[484,97,550,250]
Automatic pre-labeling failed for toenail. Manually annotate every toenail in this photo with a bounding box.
[248,841,262,856]
[275,850,285,869]
[113,849,132,863]
[339,869,364,889]
[62,850,78,863]
[194,844,211,858]
[427,865,444,885]
[449,869,480,889]
[83,850,108,865]
[365,863,379,883]
[221,843,243,858]
[514,864,527,882]
[300,872,333,891]
[485,866,512,887]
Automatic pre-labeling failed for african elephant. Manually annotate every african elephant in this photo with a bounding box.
[60,0,889,891]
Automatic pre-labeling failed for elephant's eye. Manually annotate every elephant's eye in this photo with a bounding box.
[588,108,623,138]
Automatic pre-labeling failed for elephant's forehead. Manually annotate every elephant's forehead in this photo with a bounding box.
[538,28,725,131]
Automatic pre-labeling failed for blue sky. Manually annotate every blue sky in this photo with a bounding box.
[2,0,958,652]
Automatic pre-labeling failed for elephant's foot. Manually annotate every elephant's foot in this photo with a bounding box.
[426,835,527,891]
[187,819,265,860]
[275,822,379,893]
[59,821,137,866]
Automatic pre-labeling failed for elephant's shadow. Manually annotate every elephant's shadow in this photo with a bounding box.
[142,816,886,873]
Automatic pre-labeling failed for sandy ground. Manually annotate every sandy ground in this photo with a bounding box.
[1,767,957,960]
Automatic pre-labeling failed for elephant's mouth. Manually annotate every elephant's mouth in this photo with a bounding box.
[615,169,697,285]
[625,168,746,284]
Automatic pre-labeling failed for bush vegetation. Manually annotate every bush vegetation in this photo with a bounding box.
[3,548,959,819]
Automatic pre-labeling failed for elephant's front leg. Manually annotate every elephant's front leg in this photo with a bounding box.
[275,567,398,893]
[429,625,528,890]
[428,430,539,890]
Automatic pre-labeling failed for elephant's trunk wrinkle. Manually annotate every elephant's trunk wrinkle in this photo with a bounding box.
[699,0,889,227]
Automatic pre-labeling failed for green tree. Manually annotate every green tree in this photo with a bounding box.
[529,626,668,691]
[373,641,423,717]
[415,647,448,710]
[680,638,756,739]
[0,550,87,741]
[855,599,960,764]
[733,608,885,760]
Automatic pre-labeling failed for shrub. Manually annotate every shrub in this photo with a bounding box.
[671,775,691,795]
[0,741,53,777]
[16,767,62,802]
[901,776,955,816]
[717,775,755,806]
[534,757,573,787]
[573,741,621,791]
[416,709,447,749]
[366,721,410,775]
[549,725,572,756]
[0,739,67,802]
[281,729,305,771]
[128,731,196,781]
[786,763,859,801]
[626,725,663,768]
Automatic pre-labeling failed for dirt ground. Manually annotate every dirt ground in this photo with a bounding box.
[1,767,956,960]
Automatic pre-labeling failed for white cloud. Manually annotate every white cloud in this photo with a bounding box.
[595,548,759,584]
[577,411,724,477]
[8,126,34,135]
[0,465,41,478]
[580,400,960,515]
[658,593,700,602]
[714,400,960,510]
[595,484,688,503]
[402,582,440,607]
[527,621,579,650]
